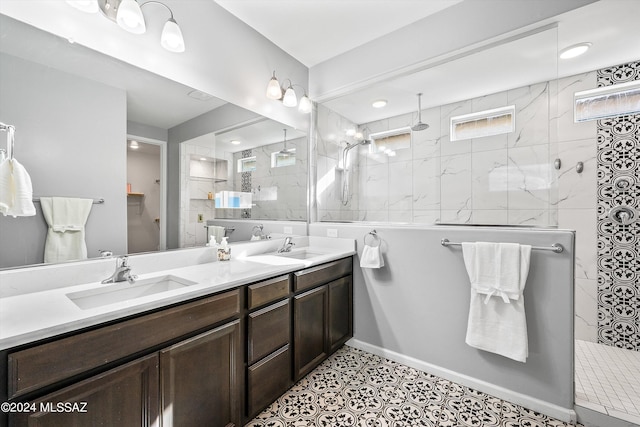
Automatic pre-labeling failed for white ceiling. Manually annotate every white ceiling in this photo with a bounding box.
[216,0,640,125]
[214,0,464,67]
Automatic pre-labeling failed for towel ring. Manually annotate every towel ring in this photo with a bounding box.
[364,230,380,247]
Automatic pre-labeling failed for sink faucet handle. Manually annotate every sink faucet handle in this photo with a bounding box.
[118,255,130,267]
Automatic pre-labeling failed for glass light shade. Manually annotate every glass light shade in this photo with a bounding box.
[116,0,146,34]
[298,94,312,113]
[66,0,99,13]
[282,86,297,107]
[161,18,185,52]
[266,76,282,100]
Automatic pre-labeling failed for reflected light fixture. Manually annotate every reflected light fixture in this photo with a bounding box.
[372,99,387,108]
[129,140,139,149]
[559,42,591,59]
[230,140,241,145]
[265,71,312,113]
[66,0,185,53]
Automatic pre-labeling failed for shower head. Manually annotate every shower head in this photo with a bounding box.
[411,93,430,132]
[279,128,294,155]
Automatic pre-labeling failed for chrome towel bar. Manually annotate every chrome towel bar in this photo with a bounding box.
[441,238,563,253]
[33,198,105,204]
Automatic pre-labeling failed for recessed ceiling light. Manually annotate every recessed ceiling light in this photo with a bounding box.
[129,140,139,149]
[559,42,592,59]
[372,99,387,108]
[188,89,214,101]
[230,140,241,145]
[200,157,207,161]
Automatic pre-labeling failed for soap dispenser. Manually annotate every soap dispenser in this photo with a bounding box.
[217,237,231,261]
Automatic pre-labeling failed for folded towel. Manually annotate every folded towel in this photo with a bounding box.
[462,242,532,362]
[0,158,36,217]
[40,197,93,263]
[462,242,526,303]
[360,244,384,268]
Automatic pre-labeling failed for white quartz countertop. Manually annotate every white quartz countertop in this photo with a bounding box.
[0,237,355,350]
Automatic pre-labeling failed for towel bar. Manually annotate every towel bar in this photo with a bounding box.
[33,198,105,204]
[440,238,563,253]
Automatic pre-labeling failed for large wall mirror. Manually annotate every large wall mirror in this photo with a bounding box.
[0,14,308,269]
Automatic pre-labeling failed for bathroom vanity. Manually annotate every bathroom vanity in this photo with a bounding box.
[0,238,355,426]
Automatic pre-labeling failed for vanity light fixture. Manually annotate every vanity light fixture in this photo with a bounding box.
[66,0,185,53]
[559,42,591,59]
[265,71,312,113]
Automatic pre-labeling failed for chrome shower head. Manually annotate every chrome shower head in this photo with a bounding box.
[411,93,430,132]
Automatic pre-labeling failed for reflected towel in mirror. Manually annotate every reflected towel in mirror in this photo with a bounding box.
[0,158,36,217]
[40,197,93,263]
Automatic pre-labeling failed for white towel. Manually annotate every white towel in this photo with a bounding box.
[360,244,384,268]
[0,158,36,217]
[40,197,93,263]
[206,225,226,244]
[462,242,531,362]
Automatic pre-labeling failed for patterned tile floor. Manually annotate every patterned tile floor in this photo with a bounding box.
[575,339,640,425]
[246,345,581,427]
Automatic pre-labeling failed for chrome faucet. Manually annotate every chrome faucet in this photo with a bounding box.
[102,256,137,284]
[252,224,267,240]
[277,237,295,253]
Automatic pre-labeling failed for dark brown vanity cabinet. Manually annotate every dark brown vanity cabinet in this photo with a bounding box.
[6,289,242,427]
[3,257,353,426]
[245,275,293,420]
[293,258,353,381]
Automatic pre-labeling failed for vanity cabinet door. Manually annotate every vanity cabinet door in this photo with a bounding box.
[328,276,353,353]
[10,353,159,427]
[293,286,328,380]
[160,320,241,427]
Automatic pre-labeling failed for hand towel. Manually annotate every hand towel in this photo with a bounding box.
[360,244,384,268]
[461,242,531,362]
[0,158,36,217]
[40,197,93,263]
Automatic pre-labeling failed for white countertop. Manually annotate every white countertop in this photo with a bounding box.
[0,237,355,351]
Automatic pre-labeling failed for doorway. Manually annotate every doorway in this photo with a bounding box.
[126,137,167,253]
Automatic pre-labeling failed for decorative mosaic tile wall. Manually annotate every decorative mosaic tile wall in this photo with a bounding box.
[596,61,640,351]
[241,149,253,219]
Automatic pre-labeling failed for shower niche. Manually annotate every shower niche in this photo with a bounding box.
[188,155,228,200]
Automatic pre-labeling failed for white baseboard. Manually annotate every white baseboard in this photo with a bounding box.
[346,338,577,423]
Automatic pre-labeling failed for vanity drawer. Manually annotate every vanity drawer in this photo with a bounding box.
[294,257,352,292]
[247,299,290,364]
[247,274,290,310]
[8,289,240,399]
[247,345,291,419]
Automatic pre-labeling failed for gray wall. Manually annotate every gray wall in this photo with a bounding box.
[310,223,575,413]
[0,53,127,267]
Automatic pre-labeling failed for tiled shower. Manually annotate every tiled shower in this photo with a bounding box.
[315,60,640,422]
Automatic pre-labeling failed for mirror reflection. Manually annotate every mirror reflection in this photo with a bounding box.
[0,15,308,269]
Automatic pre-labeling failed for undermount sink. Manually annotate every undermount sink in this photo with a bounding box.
[276,249,325,260]
[67,275,197,310]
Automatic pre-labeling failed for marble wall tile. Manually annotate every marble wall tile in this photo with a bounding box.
[440,153,472,210]
[360,163,389,212]
[412,157,440,210]
[553,72,597,143]
[472,209,508,225]
[388,161,413,211]
[507,144,551,210]
[440,100,472,155]
[507,210,549,225]
[575,278,598,342]
[470,91,510,152]
[440,209,472,224]
[556,138,597,209]
[388,210,413,223]
[559,208,597,280]
[507,82,549,148]
[471,149,508,210]
[412,209,440,223]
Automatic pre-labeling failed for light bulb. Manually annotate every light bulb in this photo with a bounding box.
[116,0,146,34]
[266,74,282,100]
[161,18,185,52]
[298,94,312,114]
[282,86,297,107]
